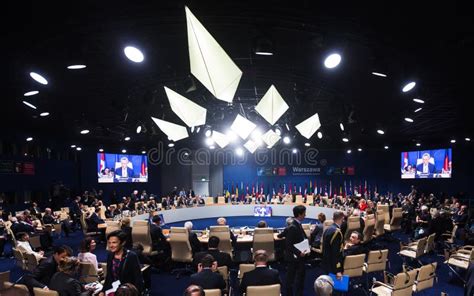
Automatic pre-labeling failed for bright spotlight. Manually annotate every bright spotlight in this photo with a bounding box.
[450,139,456,143]
[275,128,281,136]
[205,129,212,138]
[342,138,349,142]
[24,91,39,96]
[283,136,290,144]
[80,129,90,135]
[404,118,414,123]
[317,132,323,139]
[136,126,142,134]
[67,65,86,70]
[70,145,76,148]
[357,148,362,152]
[124,137,131,141]
[371,72,387,77]
[99,148,104,152]
[402,82,416,92]
[414,108,422,113]
[416,143,421,146]
[76,147,82,151]
[339,123,344,131]
[466,137,471,142]
[377,129,385,135]
[40,112,50,117]
[121,149,127,153]
[347,149,352,154]
[384,146,389,150]
[26,137,33,142]
[205,138,214,146]
[124,46,144,63]
[324,53,342,69]
[235,147,244,156]
[292,148,298,154]
[209,145,215,150]
[22,101,37,109]
[30,72,48,85]
[168,143,175,147]
[304,143,310,147]
[413,98,424,104]
[141,150,146,154]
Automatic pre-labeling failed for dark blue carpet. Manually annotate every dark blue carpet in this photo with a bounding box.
[0,216,466,296]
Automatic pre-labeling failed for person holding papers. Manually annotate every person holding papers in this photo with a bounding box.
[285,205,310,296]
[322,211,344,279]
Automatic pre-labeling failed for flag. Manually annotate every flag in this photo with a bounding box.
[289,182,292,194]
[231,182,235,194]
[299,185,302,194]
[140,154,147,176]
[225,190,230,198]
[246,185,249,194]
[283,183,286,194]
[343,180,347,197]
[349,180,352,195]
[260,182,264,194]
[443,149,449,172]
[99,153,106,175]
[402,152,408,172]
[252,184,255,195]
[236,187,239,197]
[329,180,332,197]
[364,180,367,194]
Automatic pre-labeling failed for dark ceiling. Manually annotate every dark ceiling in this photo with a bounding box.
[2,1,473,153]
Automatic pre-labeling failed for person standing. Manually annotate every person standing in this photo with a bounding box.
[285,205,309,296]
[322,211,344,279]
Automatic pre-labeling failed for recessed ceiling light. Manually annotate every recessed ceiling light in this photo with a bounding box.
[466,137,471,142]
[402,82,416,92]
[450,139,456,143]
[342,138,349,142]
[80,129,90,135]
[413,98,425,104]
[339,123,344,131]
[384,146,389,150]
[285,123,290,131]
[347,149,352,154]
[39,112,50,117]
[371,72,387,77]
[70,145,76,148]
[324,53,342,69]
[124,46,144,63]
[136,126,142,134]
[205,138,214,146]
[416,143,421,146]
[201,178,206,181]
[121,149,127,153]
[414,108,422,113]
[209,145,215,150]
[22,101,37,109]
[317,131,323,139]
[124,137,131,141]
[274,128,282,136]
[283,136,290,144]
[196,127,201,133]
[235,147,244,156]
[357,148,362,152]
[168,143,175,147]
[377,129,385,135]
[26,137,33,142]
[404,117,414,123]
[30,72,48,85]
[255,51,273,56]
[141,150,146,154]
[76,147,82,151]
[67,65,86,70]
[205,129,212,137]
[304,142,310,147]
[24,91,39,96]
[99,148,104,152]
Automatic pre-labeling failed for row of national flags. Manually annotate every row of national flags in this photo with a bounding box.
[224,179,378,198]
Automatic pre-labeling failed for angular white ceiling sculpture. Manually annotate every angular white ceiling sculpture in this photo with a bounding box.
[151,117,189,142]
[255,85,289,125]
[211,130,230,148]
[295,113,321,139]
[244,139,259,154]
[262,129,281,148]
[230,114,257,140]
[164,86,207,127]
[185,6,242,103]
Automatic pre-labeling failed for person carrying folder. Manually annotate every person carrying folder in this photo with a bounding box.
[322,211,344,279]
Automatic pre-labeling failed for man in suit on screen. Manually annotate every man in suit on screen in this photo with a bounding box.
[416,153,436,174]
[115,157,134,178]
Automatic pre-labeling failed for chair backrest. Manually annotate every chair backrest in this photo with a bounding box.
[33,287,60,296]
[6,228,17,247]
[295,195,303,204]
[203,289,221,296]
[377,204,390,224]
[345,216,361,239]
[323,220,333,232]
[365,249,388,273]
[343,254,365,277]
[392,269,417,296]
[0,270,10,290]
[238,264,256,281]
[133,220,149,227]
[217,265,229,291]
[3,282,30,295]
[415,262,437,292]
[306,195,314,205]
[12,248,26,269]
[217,196,226,204]
[246,284,281,296]
[363,218,375,243]
[425,233,436,254]
[375,213,385,236]
[209,226,233,255]
[302,224,311,238]
[448,225,458,243]
[79,261,98,283]
[415,237,428,257]
[25,252,40,272]
[131,224,153,253]
[388,208,403,230]
[169,227,193,263]
[205,197,215,205]
[253,228,275,261]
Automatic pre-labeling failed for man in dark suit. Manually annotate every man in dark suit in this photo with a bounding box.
[285,205,310,296]
[194,236,232,268]
[416,153,436,174]
[150,215,168,252]
[322,211,344,280]
[86,207,104,232]
[240,250,281,294]
[343,231,367,257]
[185,221,201,254]
[115,157,134,178]
[189,254,226,292]
[22,245,72,290]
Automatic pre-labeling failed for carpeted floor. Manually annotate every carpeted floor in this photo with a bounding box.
[0,216,466,295]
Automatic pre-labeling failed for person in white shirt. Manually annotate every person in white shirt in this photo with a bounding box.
[16,232,44,261]
[77,237,102,273]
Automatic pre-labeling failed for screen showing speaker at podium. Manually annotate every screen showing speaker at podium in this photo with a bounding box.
[97,153,148,183]
[401,148,452,179]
